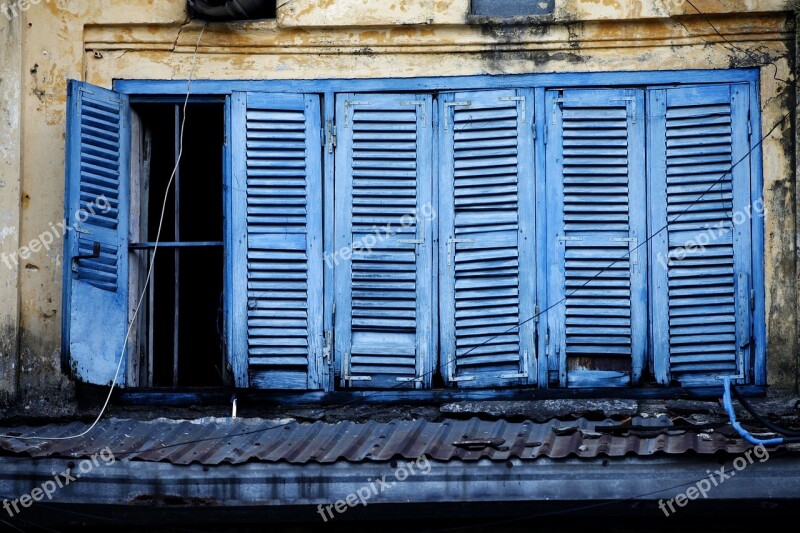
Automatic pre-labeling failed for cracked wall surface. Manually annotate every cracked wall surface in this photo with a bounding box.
[0,0,795,412]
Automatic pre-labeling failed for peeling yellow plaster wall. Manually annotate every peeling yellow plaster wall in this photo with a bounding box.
[277,0,793,27]
[7,0,797,407]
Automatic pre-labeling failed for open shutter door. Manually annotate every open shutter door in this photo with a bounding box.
[230,92,324,390]
[546,89,647,388]
[334,93,434,389]
[439,90,536,388]
[649,84,753,386]
[63,81,130,386]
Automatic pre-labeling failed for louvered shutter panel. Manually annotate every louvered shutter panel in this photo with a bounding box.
[230,93,324,389]
[334,94,434,388]
[649,84,753,386]
[438,89,536,388]
[63,81,130,385]
[546,89,647,388]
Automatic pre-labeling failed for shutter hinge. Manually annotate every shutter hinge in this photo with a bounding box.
[544,328,550,358]
[750,289,755,311]
[399,219,425,245]
[343,100,371,128]
[444,101,471,130]
[610,236,639,266]
[610,96,636,124]
[534,304,540,324]
[446,238,475,266]
[396,376,424,383]
[399,100,426,124]
[498,96,526,125]
[748,120,752,137]
[322,330,333,366]
[325,120,337,153]
[501,350,529,380]
[448,355,476,382]
[343,353,372,383]
[551,97,564,126]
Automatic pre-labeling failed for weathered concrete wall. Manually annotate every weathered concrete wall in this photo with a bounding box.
[0,0,795,411]
[0,10,22,405]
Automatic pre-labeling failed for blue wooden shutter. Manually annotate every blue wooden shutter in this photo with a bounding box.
[334,93,434,389]
[545,89,647,388]
[649,84,753,386]
[63,80,130,385]
[230,92,324,390]
[438,89,536,388]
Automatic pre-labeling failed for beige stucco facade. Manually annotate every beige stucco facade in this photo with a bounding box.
[0,0,796,411]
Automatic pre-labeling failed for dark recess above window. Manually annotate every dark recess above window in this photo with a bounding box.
[471,0,554,18]
[188,0,276,20]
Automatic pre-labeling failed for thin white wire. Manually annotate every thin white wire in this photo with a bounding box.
[0,23,208,441]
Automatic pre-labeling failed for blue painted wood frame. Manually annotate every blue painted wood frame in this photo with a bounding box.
[227,92,249,387]
[114,69,760,96]
[748,81,767,386]
[533,86,550,387]
[323,91,336,391]
[222,94,237,386]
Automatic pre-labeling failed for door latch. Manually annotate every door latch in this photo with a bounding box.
[71,242,101,272]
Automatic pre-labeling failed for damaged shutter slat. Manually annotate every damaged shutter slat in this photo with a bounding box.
[545,89,648,388]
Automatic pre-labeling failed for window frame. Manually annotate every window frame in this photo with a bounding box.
[108,68,766,392]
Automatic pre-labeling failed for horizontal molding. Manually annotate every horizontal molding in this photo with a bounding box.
[83,15,791,55]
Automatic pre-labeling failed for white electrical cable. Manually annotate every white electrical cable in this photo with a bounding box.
[0,22,208,441]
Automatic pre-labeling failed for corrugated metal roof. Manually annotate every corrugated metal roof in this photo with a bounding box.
[0,416,754,465]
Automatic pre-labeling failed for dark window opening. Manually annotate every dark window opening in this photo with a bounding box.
[131,102,225,388]
[188,0,276,21]
[470,0,554,18]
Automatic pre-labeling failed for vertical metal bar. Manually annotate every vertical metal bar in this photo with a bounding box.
[147,248,155,387]
[141,127,153,386]
[173,105,181,387]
